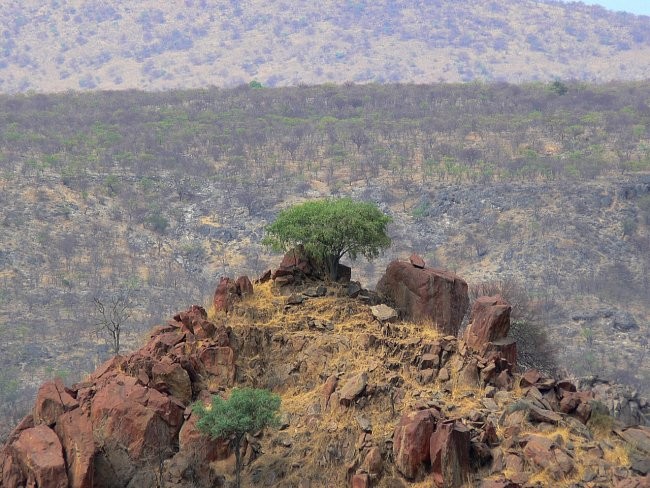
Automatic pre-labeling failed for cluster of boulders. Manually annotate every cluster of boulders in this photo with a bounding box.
[213,275,254,313]
[1,305,238,488]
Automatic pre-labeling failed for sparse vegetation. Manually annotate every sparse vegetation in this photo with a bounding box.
[193,388,281,488]
[0,82,649,440]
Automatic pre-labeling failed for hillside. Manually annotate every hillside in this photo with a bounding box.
[1,266,649,487]
[2,0,650,93]
[1,82,650,442]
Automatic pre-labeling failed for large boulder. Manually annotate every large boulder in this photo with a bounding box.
[213,277,239,313]
[376,260,469,335]
[198,346,236,386]
[393,409,440,479]
[213,276,253,313]
[90,375,184,461]
[464,296,511,351]
[521,434,574,481]
[151,361,193,405]
[33,378,78,426]
[54,409,96,488]
[339,372,368,407]
[8,424,69,488]
[430,421,472,488]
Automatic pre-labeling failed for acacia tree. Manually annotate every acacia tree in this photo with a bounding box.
[263,197,392,280]
[193,388,281,488]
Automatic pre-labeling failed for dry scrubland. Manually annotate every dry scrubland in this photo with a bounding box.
[0,82,649,440]
[1,0,650,92]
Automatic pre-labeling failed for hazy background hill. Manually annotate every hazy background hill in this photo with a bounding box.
[2,0,650,93]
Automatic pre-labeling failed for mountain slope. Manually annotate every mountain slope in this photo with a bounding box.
[1,0,650,93]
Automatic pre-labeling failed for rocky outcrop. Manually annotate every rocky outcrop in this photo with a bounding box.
[33,379,78,427]
[376,259,469,335]
[1,265,647,488]
[578,376,650,427]
[54,409,95,488]
[0,302,237,488]
[213,275,254,313]
[272,245,351,285]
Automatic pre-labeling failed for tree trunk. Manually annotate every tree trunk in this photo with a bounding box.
[234,435,243,488]
[327,254,339,281]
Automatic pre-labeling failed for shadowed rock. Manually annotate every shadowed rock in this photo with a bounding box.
[430,421,471,488]
[376,260,469,335]
[393,408,440,479]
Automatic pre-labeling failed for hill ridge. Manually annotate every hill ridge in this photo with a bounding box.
[2,0,650,93]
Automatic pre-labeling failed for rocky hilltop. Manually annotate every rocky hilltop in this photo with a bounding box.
[1,252,649,487]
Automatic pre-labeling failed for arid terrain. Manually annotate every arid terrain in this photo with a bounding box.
[0,83,649,442]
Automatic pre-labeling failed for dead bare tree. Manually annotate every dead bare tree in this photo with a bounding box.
[93,288,135,355]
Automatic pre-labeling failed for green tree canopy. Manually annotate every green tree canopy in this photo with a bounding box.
[193,388,281,488]
[263,197,392,280]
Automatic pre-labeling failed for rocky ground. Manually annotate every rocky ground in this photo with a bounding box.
[1,254,648,487]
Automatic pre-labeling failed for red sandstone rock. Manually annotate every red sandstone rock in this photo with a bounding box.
[2,449,25,488]
[199,346,236,386]
[559,390,594,423]
[464,296,511,352]
[152,361,192,405]
[10,424,69,488]
[90,375,183,460]
[33,378,78,426]
[54,408,95,488]
[376,260,469,335]
[430,421,471,488]
[362,446,383,476]
[352,473,370,488]
[409,253,426,268]
[393,409,439,479]
[519,369,542,388]
[236,275,254,297]
[339,372,368,407]
[213,276,240,313]
[522,434,574,480]
[179,408,230,464]
[321,374,339,411]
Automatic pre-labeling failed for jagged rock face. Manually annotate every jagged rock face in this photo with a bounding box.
[213,275,254,313]
[376,260,469,335]
[1,272,648,488]
[54,409,95,488]
[33,379,78,427]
